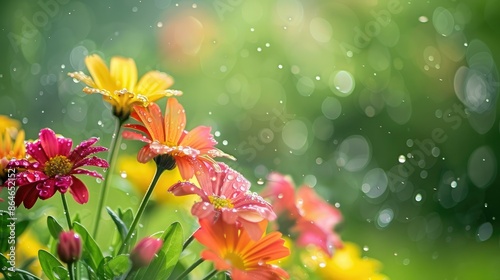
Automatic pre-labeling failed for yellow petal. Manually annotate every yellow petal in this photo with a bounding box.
[67,71,97,88]
[13,129,25,157]
[110,57,138,91]
[135,71,174,96]
[85,54,117,91]
[0,115,20,131]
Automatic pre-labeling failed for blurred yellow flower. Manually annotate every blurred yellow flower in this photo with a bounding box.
[16,229,47,277]
[118,155,197,209]
[0,116,25,184]
[302,242,389,280]
[68,54,182,122]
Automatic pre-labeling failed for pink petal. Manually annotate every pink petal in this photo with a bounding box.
[15,170,48,186]
[37,179,57,199]
[261,173,299,217]
[54,175,73,193]
[69,176,89,204]
[236,209,267,223]
[72,168,104,179]
[26,141,48,164]
[169,181,206,198]
[17,184,40,209]
[68,137,100,162]
[191,202,215,219]
[179,126,217,154]
[73,156,109,169]
[57,136,73,157]
[297,186,342,231]
[39,128,59,158]
[122,131,152,143]
[221,209,238,224]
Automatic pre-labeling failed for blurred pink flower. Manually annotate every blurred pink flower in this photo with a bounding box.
[169,162,276,240]
[57,230,82,264]
[8,128,108,209]
[130,237,163,269]
[261,173,343,257]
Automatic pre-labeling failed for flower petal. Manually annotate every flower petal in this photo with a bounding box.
[72,168,104,179]
[180,126,217,154]
[191,202,215,219]
[57,136,73,157]
[164,98,186,145]
[110,56,138,91]
[135,71,174,96]
[137,145,157,163]
[73,156,109,169]
[132,104,164,142]
[123,124,152,140]
[18,184,40,209]
[122,130,152,143]
[39,128,59,159]
[69,176,89,204]
[169,181,206,197]
[85,54,117,91]
[26,141,48,164]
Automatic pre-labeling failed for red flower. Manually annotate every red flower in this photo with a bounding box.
[129,237,163,269]
[261,173,343,257]
[122,98,233,180]
[8,128,108,209]
[194,218,290,280]
[57,230,82,264]
[169,163,276,240]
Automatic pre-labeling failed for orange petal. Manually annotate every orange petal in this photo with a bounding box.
[164,98,186,145]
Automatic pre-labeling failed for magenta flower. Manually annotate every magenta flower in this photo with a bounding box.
[169,162,276,240]
[130,237,163,269]
[57,230,82,264]
[261,172,343,257]
[7,128,108,209]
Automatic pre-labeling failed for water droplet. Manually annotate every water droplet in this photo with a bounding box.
[256,178,264,185]
[398,155,406,163]
[363,245,369,252]
[451,181,457,188]
[415,193,422,202]
[120,171,127,179]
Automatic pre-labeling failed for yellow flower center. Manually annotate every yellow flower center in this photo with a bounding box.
[224,252,245,270]
[44,155,73,177]
[208,196,234,209]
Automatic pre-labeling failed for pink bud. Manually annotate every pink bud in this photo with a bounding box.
[130,237,163,269]
[57,230,82,264]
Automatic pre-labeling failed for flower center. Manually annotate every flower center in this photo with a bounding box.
[208,195,234,209]
[44,155,73,177]
[224,252,245,270]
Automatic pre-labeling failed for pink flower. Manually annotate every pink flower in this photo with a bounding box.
[122,98,233,180]
[130,237,163,269]
[57,230,82,264]
[261,173,343,257]
[7,128,108,209]
[169,163,276,240]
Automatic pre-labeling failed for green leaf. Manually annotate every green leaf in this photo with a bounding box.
[0,210,15,252]
[118,208,137,253]
[96,256,113,280]
[73,222,104,271]
[106,254,132,276]
[52,266,70,280]
[106,207,128,242]
[134,222,183,280]
[38,250,67,280]
[47,216,64,239]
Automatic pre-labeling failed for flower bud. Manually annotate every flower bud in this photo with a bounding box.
[57,230,82,264]
[130,237,163,269]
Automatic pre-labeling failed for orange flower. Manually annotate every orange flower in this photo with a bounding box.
[194,219,290,280]
[68,54,181,121]
[123,98,234,180]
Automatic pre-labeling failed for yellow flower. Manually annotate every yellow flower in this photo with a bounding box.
[68,54,182,122]
[16,229,47,277]
[302,242,389,280]
[118,155,197,209]
[0,116,25,184]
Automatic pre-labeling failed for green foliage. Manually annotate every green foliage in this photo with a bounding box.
[38,250,68,280]
[0,210,29,253]
[47,216,64,240]
[72,222,103,272]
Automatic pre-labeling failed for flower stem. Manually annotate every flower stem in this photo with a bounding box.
[118,166,164,254]
[182,228,199,250]
[93,119,124,237]
[173,258,204,280]
[201,269,218,280]
[61,194,72,230]
[68,262,75,280]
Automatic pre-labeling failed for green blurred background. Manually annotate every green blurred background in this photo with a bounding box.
[1,0,500,279]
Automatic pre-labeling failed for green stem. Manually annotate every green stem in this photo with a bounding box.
[68,262,75,280]
[93,119,124,237]
[201,269,218,280]
[61,194,72,230]
[182,229,198,251]
[118,166,164,254]
[173,258,204,280]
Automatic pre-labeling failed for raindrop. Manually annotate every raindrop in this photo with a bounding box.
[363,246,369,252]
[398,155,406,163]
[120,171,127,179]
[257,178,264,185]
[415,193,423,202]
[450,180,457,188]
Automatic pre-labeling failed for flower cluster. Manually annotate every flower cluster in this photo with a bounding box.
[1,54,387,280]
